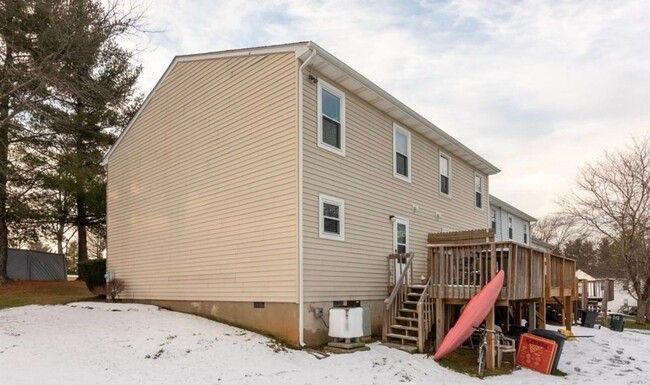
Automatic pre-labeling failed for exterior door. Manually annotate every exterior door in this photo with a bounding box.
[392,218,409,283]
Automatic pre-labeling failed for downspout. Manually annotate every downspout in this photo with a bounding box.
[298,47,317,347]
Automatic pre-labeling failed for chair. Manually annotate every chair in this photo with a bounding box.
[494,326,517,368]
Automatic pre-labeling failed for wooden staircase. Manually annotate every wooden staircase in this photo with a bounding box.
[382,254,434,353]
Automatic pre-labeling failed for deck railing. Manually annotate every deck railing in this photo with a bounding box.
[428,241,572,301]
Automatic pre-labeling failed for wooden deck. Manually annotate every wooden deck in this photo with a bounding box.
[383,229,577,369]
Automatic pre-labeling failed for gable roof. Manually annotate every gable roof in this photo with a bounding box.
[489,195,537,223]
[102,41,500,175]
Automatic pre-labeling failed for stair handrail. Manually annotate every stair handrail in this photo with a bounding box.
[383,253,415,343]
[385,253,415,306]
[416,275,434,352]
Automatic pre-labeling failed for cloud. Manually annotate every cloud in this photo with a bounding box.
[128,0,650,218]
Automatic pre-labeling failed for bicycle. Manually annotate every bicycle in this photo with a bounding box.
[473,327,499,377]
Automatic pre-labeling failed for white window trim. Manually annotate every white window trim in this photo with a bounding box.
[439,151,452,198]
[317,79,346,157]
[392,123,411,183]
[318,193,345,241]
[508,215,513,239]
[392,217,409,253]
[474,172,483,210]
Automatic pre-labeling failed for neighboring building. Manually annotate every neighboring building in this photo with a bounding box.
[489,195,536,247]
[102,42,500,347]
[531,238,554,253]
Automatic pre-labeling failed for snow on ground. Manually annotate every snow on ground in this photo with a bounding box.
[1,303,649,385]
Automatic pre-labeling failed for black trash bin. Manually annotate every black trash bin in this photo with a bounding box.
[580,310,598,328]
[532,329,567,374]
[609,313,625,332]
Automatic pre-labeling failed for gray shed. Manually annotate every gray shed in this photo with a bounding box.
[7,249,67,281]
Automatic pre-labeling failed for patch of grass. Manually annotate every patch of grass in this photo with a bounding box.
[553,369,568,376]
[624,319,650,330]
[436,347,513,378]
[0,280,96,310]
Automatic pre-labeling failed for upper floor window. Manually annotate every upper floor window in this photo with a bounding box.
[523,223,528,244]
[508,216,513,239]
[490,208,496,231]
[317,80,345,156]
[393,124,411,182]
[475,173,483,208]
[319,194,345,241]
[440,153,451,195]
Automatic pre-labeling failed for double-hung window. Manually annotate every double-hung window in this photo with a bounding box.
[508,216,513,239]
[319,194,344,241]
[475,173,483,208]
[393,124,411,182]
[523,223,529,244]
[318,80,345,156]
[490,209,497,231]
[440,153,451,195]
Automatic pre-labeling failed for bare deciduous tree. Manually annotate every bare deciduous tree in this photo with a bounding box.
[562,137,650,324]
[532,213,583,253]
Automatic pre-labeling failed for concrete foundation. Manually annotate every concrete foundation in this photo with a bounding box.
[133,299,300,347]
[125,298,386,348]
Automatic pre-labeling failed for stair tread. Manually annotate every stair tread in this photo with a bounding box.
[381,342,418,354]
[390,324,418,331]
[409,285,427,289]
[386,333,418,342]
[403,300,419,305]
[398,308,418,313]
[395,316,418,322]
[407,292,422,297]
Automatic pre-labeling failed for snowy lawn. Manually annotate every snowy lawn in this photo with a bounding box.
[1,303,649,385]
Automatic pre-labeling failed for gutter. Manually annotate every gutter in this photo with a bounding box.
[298,48,317,347]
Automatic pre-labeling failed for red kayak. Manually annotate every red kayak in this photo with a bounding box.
[433,270,505,360]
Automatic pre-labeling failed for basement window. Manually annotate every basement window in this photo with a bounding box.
[319,194,345,241]
[254,302,265,308]
[318,80,345,156]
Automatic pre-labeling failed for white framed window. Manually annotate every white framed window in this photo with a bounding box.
[490,208,497,231]
[317,80,345,156]
[508,216,513,239]
[318,194,345,241]
[393,124,411,182]
[523,223,529,244]
[439,152,451,196]
[474,173,483,209]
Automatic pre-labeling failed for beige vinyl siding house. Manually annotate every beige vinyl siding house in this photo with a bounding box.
[103,42,500,347]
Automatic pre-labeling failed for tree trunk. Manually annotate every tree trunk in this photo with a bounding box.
[76,192,88,267]
[637,299,648,324]
[56,219,65,255]
[0,44,13,284]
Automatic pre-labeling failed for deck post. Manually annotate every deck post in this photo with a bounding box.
[528,302,536,332]
[435,298,444,349]
[486,243,497,371]
[564,296,572,331]
[435,246,445,349]
[539,298,546,329]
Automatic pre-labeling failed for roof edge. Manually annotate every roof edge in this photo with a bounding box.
[306,42,500,175]
[489,194,537,222]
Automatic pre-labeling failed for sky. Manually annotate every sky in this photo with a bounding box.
[123,0,650,219]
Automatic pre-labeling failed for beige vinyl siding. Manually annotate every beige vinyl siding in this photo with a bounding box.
[107,53,298,303]
[302,72,489,302]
